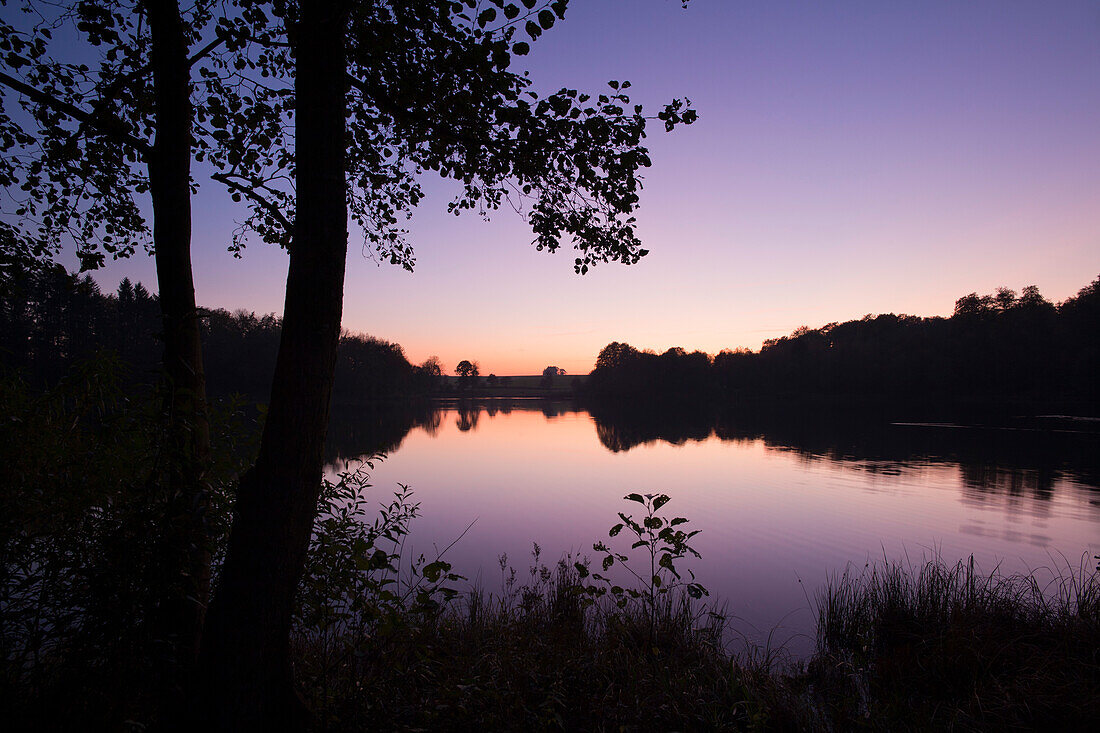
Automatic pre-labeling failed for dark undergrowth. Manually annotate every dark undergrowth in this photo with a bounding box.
[295,557,747,731]
[290,553,1099,732]
[288,466,1100,731]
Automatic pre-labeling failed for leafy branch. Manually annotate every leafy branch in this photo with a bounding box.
[578,492,708,644]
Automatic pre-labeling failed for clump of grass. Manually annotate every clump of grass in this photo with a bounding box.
[813,555,1100,729]
[294,546,747,731]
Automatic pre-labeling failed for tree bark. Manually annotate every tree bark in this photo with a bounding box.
[144,0,212,666]
[194,1,349,728]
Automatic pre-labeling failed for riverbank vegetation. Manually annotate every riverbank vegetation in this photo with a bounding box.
[0,264,584,403]
[586,276,1100,412]
[2,359,1097,730]
[0,263,437,402]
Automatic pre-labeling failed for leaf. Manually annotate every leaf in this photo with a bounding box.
[525,20,541,39]
[422,560,452,582]
[477,8,496,27]
[652,494,671,511]
[538,9,555,30]
[512,41,530,55]
[608,522,624,537]
[624,493,645,504]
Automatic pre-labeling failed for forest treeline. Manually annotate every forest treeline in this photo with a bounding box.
[0,263,440,402]
[586,277,1100,409]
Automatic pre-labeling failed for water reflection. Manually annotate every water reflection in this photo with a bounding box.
[324,399,1098,658]
[328,400,1100,502]
[597,403,1100,500]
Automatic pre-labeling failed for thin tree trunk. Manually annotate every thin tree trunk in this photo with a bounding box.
[144,0,212,667]
[194,1,349,728]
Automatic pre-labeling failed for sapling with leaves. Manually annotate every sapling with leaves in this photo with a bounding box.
[580,492,708,644]
[297,456,462,642]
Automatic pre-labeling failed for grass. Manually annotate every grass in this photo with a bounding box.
[292,552,1100,732]
[294,551,748,732]
[811,555,1100,730]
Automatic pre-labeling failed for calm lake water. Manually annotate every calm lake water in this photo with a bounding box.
[325,400,1100,657]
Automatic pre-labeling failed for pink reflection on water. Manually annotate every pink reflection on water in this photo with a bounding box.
[327,406,1100,658]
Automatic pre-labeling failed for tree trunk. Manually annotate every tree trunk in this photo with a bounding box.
[144,0,212,667]
[193,1,349,728]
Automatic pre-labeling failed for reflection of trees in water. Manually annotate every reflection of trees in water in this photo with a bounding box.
[325,402,439,467]
[959,464,1058,505]
[326,401,1099,505]
[595,413,712,453]
[326,400,582,461]
[420,409,443,437]
[456,406,480,432]
[589,402,1100,502]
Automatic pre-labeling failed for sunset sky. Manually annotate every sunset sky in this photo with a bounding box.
[87,0,1100,376]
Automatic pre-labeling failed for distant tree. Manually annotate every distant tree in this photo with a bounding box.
[1019,285,1050,309]
[954,293,985,317]
[412,354,443,392]
[595,341,641,372]
[486,373,498,386]
[455,359,480,390]
[421,355,443,377]
[994,287,1017,311]
[541,365,560,388]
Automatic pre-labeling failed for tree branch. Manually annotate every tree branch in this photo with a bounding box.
[0,70,153,157]
[211,172,292,233]
[188,35,227,67]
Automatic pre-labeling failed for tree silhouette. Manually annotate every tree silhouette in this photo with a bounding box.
[420,355,443,377]
[0,0,257,675]
[413,354,444,392]
[194,2,698,726]
[455,359,480,390]
[540,364,564,387]
[994,287,1017,311]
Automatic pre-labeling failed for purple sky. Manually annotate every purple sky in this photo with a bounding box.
[90,0,1100,375]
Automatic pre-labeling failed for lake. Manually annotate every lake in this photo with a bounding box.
[324,400,1100,658]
